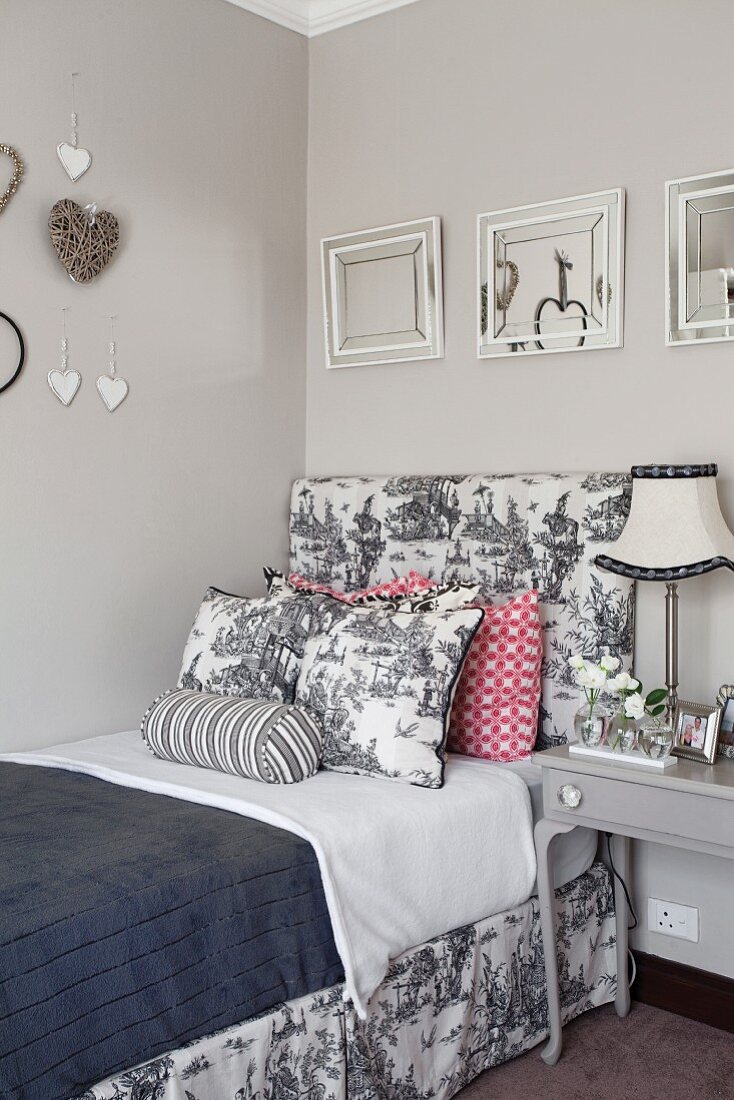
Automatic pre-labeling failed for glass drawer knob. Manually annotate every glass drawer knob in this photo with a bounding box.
[558,783,582,809]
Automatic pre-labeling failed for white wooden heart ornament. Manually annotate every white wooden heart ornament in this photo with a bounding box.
[57,142,92,182]
[96,374,128,412]
[48,368,81,406]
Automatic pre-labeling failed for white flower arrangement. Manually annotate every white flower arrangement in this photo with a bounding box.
[568,651,667,752]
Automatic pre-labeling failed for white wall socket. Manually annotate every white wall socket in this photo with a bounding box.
[647,897,700,942]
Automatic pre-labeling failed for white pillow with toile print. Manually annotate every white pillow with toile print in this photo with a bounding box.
[295,602,484,788]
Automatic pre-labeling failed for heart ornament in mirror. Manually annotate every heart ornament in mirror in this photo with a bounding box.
[0,144,24,215]
[534,249,588,351]
[48,199,120,284]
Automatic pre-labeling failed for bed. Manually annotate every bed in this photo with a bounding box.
[0,472,635,1100]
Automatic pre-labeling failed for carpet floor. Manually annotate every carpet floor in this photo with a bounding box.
[457,1003,734,1100]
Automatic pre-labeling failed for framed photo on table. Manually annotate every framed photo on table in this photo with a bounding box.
[671,700,721,764]
[715,685,734,760]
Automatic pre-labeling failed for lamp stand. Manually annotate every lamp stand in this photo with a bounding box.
[665,582,679,720]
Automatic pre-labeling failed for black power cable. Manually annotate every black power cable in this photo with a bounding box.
[605,832,638,931]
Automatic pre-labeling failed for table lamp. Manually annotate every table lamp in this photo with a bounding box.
[595,463,734,717]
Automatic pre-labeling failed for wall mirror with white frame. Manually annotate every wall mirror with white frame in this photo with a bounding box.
[667,168,734,346]
[321,217,444,369]
[478,189,625,360]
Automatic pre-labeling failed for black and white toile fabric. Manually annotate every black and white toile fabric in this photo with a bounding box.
[78,861,617,1100]
[178,586,310,704]
[289,474,636,746]
[142,689,323,783]
[295,602,484,787]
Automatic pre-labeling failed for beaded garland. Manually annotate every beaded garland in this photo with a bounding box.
[0,144,23,214]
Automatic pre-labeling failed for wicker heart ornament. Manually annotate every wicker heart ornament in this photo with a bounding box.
[48,199,120,284]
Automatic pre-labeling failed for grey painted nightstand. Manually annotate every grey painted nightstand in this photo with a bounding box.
[533,745,734,1064]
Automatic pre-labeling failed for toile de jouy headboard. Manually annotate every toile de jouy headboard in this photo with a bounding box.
[289,473,635,749]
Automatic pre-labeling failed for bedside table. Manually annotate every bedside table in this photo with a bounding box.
[533,745,734,1065]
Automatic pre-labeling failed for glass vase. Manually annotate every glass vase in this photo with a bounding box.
[573,702,612,748]
[638,718,674,761]
[608,707,640,753]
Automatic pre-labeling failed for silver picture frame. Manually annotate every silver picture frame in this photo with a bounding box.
[715,684,734,760]
[321,217,444,369]
[666,168,734,347]
[671,699,721,765]
[477,188,625,359]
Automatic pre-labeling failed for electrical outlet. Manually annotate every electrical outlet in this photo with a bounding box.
[647,897,699,942]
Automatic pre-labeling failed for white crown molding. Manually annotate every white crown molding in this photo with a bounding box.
[222,0,422,37]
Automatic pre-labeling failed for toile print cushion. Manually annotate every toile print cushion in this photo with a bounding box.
[381,581,480,613]
[142,689,323,783]
[178,587,310,704]
[295,603,484,787]
[447,590,542,762]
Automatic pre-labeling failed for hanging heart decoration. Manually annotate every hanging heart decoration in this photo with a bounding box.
[57,142,92,182]
[48,368,81,406]
[48,199,120,284]
[0,144,24,215]
[96,374,128,412]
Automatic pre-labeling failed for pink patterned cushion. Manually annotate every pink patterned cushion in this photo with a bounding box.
[447,590,542,762]
[286,570,435,604]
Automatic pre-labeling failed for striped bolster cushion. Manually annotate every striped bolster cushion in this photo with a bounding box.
[142,689,323,783]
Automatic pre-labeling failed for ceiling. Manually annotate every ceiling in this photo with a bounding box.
[222,0,423,37]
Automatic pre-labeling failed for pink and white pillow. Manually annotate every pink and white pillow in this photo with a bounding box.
[266,568,435,605]
[447,590,542,762]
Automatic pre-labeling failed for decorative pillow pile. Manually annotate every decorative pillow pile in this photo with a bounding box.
[178,586,310,704]
[447,590,542,762]
[295,603,484,788]
[142,689,323,783]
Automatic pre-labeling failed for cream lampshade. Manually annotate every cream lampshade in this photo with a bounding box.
[596,463,734,716]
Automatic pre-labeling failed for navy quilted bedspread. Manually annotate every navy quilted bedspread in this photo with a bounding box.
[0,762,342,1100]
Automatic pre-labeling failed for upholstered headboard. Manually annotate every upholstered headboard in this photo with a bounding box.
[289,474,635,748]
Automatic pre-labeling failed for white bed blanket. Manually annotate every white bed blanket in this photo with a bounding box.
[1,731,536,1017]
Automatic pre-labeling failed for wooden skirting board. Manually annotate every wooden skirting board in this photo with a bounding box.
[633,951,734,1033]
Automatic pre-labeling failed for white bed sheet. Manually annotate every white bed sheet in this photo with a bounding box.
[444,754,597,891]
[496,757,597,888]
[2,731,538,1020]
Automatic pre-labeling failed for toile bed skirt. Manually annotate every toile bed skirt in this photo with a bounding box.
[78,861,617,1100]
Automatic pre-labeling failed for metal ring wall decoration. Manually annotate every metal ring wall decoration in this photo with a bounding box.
[0,311,25,395]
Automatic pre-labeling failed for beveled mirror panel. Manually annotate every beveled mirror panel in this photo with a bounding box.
[667,169,734,344]
[322,217,444,368]
[478,189,624,359]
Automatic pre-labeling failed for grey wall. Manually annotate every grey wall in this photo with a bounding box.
[0,0,308,750]
[306,0,734,975]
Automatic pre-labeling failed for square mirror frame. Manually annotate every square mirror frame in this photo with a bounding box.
[666,168,734,347]
[321,217,444,369]
[477,189,625,360]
